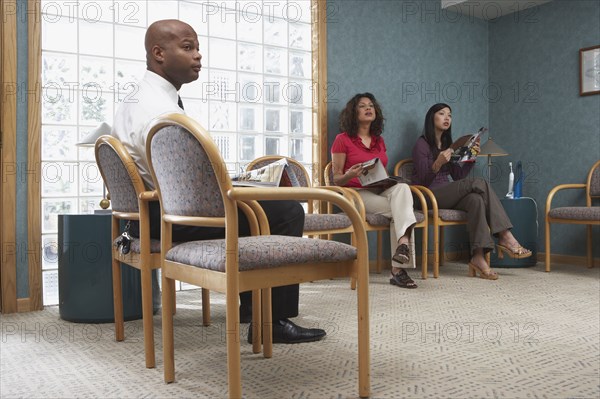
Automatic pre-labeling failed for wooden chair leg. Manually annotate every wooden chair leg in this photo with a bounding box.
[112,257,124,342]
[225,287,242,399]
[261,288,273,359]
[439,226,445,268]
[376,231,383,273]
[162,276,175,383]
[140,267,155,368]
[587,225,593,268]
[201,288,210,326]
[421,226,428,280]
[251,290,261,354]
[433,223,440,278]
[545,220,551,272]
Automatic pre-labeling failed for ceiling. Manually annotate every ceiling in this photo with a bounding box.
[441,0,553,20]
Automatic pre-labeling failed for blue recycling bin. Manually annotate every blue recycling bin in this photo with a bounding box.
[491,197,538,268]
[58,213,160,323]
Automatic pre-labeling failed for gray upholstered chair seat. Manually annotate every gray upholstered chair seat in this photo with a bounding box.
[165,235,357,272]
[304,213,352,231]
[433,209,467,222]
[365,213,390,226]
[548,206,600,221]
[415,210,425,223]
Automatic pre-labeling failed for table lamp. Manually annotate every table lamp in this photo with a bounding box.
[76,122,112,209]
[477,136,508,183]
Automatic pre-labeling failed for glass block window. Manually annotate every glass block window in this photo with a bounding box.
[40,0,314,304]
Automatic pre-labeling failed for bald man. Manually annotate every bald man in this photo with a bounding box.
[112,19,325,344]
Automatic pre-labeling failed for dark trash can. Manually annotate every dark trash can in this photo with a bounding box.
[58,214,160,323]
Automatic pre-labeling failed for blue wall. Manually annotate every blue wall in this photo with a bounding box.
[327,0,489,259]
[489,0,600,256]
[327,0,600,260]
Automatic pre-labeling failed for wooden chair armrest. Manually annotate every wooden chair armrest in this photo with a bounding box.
[227,187,368,242]
[545,183,587,216]
[139,190,159,202]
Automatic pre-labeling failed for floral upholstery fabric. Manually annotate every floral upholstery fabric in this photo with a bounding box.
[304,213,352,231]
[166,235,357,272]
[433,209,468,222]
[548,207,600,221]
[591,166,600,197]
[97,144,139,213]
[150,126,225,217]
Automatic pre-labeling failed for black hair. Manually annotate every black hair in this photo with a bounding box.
[422,103,453,155]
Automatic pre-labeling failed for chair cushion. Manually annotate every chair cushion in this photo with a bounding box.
[165,235,357,272]
[415,211,425,224]
[431,209,468,222]
[548,206,600,221]
[304,213,352,231]
[365,213,391,226]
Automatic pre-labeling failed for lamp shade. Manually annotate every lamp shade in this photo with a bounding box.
[77,122,112,147]
[478,138,508,157]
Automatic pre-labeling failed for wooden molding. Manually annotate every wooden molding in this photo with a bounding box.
[1,0,18,313]
[17,298,31,313]
[28,0,43,311]
[312,0,328,187]
[537,252,598,268]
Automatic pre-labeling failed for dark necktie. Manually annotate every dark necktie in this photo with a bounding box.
[177,96,184,110]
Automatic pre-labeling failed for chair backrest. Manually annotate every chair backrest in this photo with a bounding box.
[95,136,145,213]
[394,159,414,184]
[588,160,600,198]
[146,115,230,219]
[246,156,311,187]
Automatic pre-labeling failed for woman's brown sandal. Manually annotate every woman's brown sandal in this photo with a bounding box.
[390,269,418,289]
[392,243,410,264]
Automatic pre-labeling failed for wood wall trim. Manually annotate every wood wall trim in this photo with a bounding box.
[1,0,18,313]
[312,0,328,186]
[28,0,42,311]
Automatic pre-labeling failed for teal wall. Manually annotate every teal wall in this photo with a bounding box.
[327,0,600,260]
[327,0,489,258]
[489,0,600,256]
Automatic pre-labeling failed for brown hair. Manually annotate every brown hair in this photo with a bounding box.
[339,92,385,137]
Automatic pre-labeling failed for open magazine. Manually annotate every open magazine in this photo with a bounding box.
[449,127,487,163]
[358,158,409,187]
[232,158,300,187]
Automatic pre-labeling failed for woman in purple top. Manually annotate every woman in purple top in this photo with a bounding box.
[412,103,532,280]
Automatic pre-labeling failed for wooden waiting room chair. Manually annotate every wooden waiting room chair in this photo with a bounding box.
[545,159,600,272]
[246,156,355,238]
[146,113,370,398]
[324,162,429,279]
[95,135,209,369]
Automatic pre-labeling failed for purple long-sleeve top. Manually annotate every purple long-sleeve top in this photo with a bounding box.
[411,136,475,189]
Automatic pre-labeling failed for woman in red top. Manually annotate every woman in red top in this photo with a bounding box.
[331,93,418,289]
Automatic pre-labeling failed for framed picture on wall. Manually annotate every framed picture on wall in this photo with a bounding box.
[579,45,600,96]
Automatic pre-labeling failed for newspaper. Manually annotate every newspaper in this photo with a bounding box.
[232,158,300,187]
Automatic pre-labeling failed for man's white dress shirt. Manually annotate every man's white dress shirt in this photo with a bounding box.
[112,70,184,189]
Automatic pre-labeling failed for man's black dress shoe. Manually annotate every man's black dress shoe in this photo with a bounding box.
[247,318,326,344]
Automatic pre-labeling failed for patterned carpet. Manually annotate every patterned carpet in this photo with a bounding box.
[1,261,599,399]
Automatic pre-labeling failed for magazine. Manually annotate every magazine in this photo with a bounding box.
[449,127,487,163]
[358,158,409,187]
[232,158,300,187]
